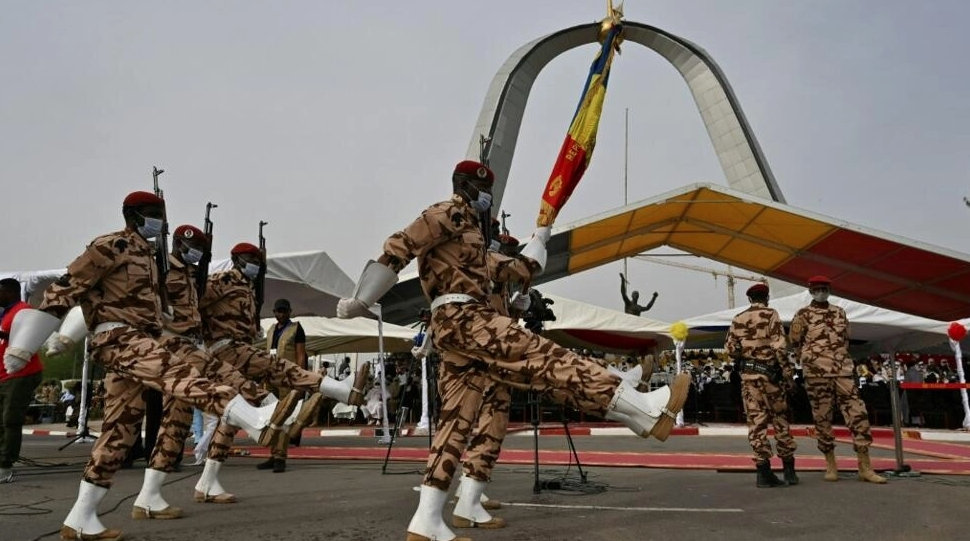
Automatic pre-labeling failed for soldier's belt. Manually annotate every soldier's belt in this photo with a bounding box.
[208,338,233,354]
[738,359,778,377]
[430,294,478,311]
[161,329,201,340]
[93,322,127,335]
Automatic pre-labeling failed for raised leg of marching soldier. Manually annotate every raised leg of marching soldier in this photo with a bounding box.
[804,376,886,484]
[741,376,795,488]
[406,305,690,541]
[443,353,509,530]
[61,330,299,540]
[191,343,366,502]
[211,343,367,417]
[134,335,275,517]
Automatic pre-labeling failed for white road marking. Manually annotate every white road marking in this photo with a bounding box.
[505,502,743,513]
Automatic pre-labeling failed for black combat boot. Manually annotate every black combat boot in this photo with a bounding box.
[272,458,286,473]
[256,457,276,470]
[782,456,799,485]
[756,460,788,488]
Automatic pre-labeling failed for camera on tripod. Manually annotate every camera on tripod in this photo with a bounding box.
[522,289,556,334]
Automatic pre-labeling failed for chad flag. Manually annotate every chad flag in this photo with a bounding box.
[537,23,623,227]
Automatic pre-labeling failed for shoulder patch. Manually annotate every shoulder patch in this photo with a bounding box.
[113,238,129,253]
[450,212,464,227]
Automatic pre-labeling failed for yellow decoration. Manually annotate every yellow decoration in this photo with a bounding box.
[670,321,689,342]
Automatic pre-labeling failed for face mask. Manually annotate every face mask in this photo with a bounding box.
[811,290,830,303]
[489,239,501,252]
[182,247,204,265]
[137,215,164,239]
[241,262,261,279]
[470,191,492,213]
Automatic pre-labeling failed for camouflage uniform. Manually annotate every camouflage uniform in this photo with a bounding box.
[456,280,518,483]
[149,255,270,472]
[789,301,873,453]
[199,268,321,461]
[725,302,796,462]
[378,194,621,491]
[39,229,237,487]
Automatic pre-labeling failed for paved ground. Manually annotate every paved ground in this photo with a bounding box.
[3,427,969,541]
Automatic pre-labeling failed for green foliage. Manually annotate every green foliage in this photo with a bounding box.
[38,341,85,381]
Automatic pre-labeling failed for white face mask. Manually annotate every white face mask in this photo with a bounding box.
[137,215,164,239]
[241,262,261,279]
[470,191,492,213]
[182,247,204,265]
[811,290,830,303]
[489,239,501,252]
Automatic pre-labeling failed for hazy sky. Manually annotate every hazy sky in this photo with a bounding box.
[2,1,969,322]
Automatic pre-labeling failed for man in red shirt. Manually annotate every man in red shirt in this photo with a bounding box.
[0,278,45,483]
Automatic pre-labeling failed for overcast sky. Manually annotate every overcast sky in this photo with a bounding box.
[2,1,969,323]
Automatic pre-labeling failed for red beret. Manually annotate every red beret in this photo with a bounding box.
[498,233,519,246]
[173,225,209,248]
[231,242,261,256]
[808,275,832,287]
[746,283,769,296]
[453,160,494,185]
[123,191,165,208]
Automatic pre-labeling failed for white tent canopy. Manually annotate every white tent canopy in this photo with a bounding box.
[2,250,354,318]
[210,250,355,318]
[261,316,415,355]
[684,291,953,352]
[537,293,673,353]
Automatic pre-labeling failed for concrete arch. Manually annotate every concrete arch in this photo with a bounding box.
[467,21,785,211]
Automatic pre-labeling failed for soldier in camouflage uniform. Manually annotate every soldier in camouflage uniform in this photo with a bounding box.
[133,224,282,515]
[789,275,886,484]
[447,231,529,528]
[725,283,797,488]
[30,192,298,541]
[337,160,690,541]
[197,242,369,498]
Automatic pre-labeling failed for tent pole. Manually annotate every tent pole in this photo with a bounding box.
[376,303,392,445]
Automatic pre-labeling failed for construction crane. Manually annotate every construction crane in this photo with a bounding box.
[633,255,767,309]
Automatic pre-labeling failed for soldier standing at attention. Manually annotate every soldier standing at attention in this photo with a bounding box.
[725,283,797,488]
[789,276,886,484]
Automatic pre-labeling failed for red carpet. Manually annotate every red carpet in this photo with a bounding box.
[237,444,970,476]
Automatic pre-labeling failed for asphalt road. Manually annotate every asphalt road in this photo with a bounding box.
[3,433,967,541]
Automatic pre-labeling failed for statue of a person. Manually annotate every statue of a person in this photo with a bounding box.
[620,272,658,316]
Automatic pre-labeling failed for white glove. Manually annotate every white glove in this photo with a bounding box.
[510,291,531,312]
[411,345,427,360]
[337,298,372,319]
[3,355,27,375]
[45,333,73,355]
[534,226,552,244]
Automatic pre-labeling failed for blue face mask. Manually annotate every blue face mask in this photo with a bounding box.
[470,191,492,213]
[182,247,204,265]
[137,215,164,239]
[241,262,261,279]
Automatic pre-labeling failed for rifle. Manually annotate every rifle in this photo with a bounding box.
[478,134,493,248]
[500,210,511,237]
[196,202,217,299]
[152,166,170,311]
[255,220,268,316]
